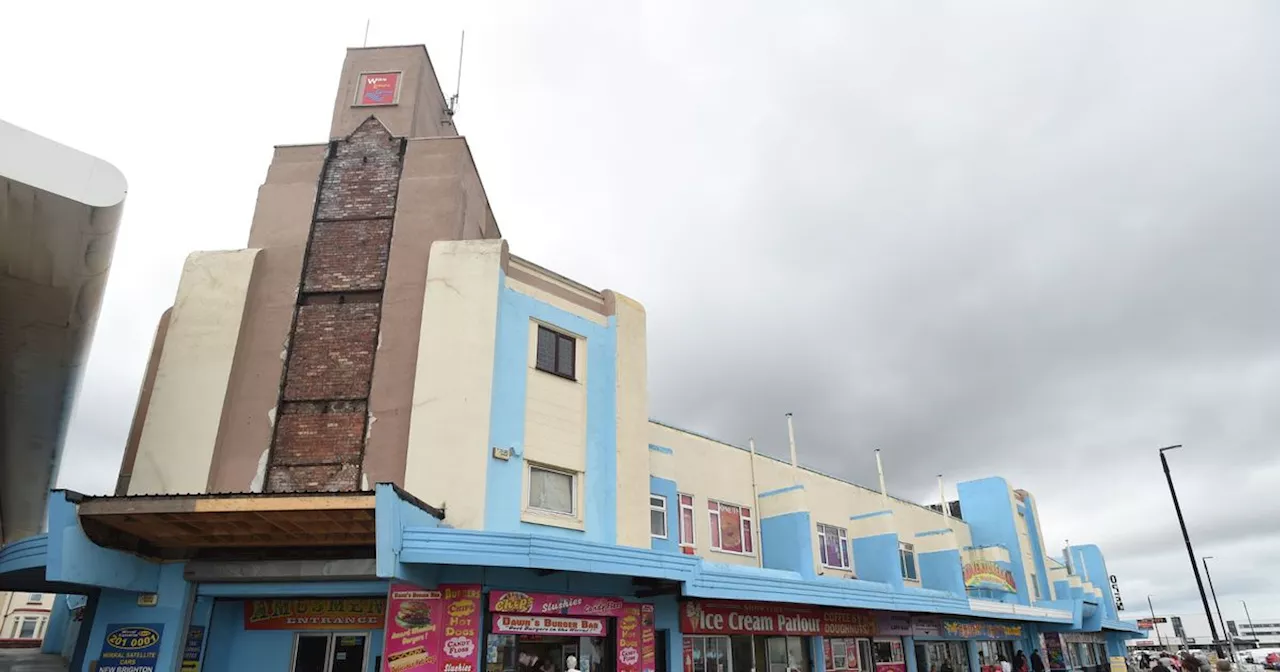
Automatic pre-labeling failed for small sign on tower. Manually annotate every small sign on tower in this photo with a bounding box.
[356,72,401,106]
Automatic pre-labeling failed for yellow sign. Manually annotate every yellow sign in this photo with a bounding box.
[1110,657,1127,672]
[137,594,159,607]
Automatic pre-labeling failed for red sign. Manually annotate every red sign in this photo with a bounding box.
[380,583,480,672]
[618,604,643,672]
[492,614,605,636]
[680,600,876,637]
[641,604,656,672]
[682,637,694,672]
[489,591,629,617]
[358,72,400,106]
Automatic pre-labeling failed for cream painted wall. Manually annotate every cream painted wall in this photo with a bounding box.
[648,421,974,572]
[0,591,53,639]
[649,423,759,566]
[522,319,587,472]
[128,249,260,495]
[610,291,651,549]
[404,240,504,529]
[1013,497,1042,598]
[507,276,607,326]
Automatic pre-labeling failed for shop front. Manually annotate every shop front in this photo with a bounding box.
[678,600,887,672]
[1045,633,1106,672]
[484,591,654,672]
[907,617,1026,672]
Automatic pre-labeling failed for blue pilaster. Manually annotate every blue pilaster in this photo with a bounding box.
[760,511,816,578]
[849,532,903,589]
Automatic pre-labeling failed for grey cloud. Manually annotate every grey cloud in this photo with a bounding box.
[6,0,1275,641]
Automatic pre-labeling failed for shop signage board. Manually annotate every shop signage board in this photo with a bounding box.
[493,615,606,636]
[1044,633,1067,672]
[181,625,205,672]
[642,604,656,672]
[357,72,401,106]
[940,620,1024,640]
[962,561,1018,593]
[681,600,877,637]
[1110,575,1124,612]
[98,623,164,672]
[618,604,643,672]
[490,591,629,617]
[911,616,942,638]
[1136,618,1167,629]
[876,613,912,636]
[245,597,387,630]
[382,583,481,672]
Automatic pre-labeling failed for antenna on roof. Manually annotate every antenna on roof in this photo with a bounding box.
[363,19,371,47]
[446,30,466,117]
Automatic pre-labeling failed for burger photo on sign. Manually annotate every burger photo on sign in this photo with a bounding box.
[396,602,433,629]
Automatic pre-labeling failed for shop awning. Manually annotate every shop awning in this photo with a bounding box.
[75,490,389,561]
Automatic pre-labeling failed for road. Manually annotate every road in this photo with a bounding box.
[0,650,64,672]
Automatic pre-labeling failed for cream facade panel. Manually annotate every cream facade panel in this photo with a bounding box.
[128,249,260,496]
[610,291,651,549]
[523,321,587,473]
[404,240,505,529]
[506,276,608,326]
[649,423,758,566]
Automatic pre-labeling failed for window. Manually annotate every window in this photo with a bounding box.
[18,617,39,639]
[766,636,810,672]
[829,638,860,671]
[678,494,695,546]
[528,465,576,515]
[817,523,851,569]
[873,639,904,664]
[25,593,43,604]
[290,632,369,672]
[899,542,918,581]
[650,495,668,538]
[688,635,732,672]
[535,325,576,380]
[1031,573,1041,599]
[708,500,753,554]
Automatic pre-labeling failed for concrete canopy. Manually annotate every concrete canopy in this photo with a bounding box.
[0,119,126,544]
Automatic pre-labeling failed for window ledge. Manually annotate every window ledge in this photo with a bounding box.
[522,509,585,531]
[709,547,755,558]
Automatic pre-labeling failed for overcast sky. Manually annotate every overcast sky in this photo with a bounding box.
[5,1,1277,638]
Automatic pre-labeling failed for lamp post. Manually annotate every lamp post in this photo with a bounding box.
[1158,445,1223,657]
[1148,596,1165,649]
[1203,557,1235,661]
[1243,600,1257,645]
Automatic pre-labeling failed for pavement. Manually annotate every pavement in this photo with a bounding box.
[0,650,65,672]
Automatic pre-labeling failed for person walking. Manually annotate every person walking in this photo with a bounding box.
[1031,650,1046,672]
[1000,655,1013,672]
[1015,651,1028,672]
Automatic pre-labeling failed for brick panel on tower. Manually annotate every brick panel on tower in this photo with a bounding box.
[265,117,405,492]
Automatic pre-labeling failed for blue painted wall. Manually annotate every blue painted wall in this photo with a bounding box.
[1071,545,1117,620]
[485,278,619,544]
[81,563,191,672]
[201,600,384,672]
[849,532,903,589]
[650,476,679,553]
[760,511,816,578]
[918,549,965,595]
[957,478,1030,605]
[41,594,71,655]
[1019,496,1052,603]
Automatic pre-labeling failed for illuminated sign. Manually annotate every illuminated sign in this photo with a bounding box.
[963,560,1017,592]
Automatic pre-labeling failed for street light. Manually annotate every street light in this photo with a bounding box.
[1158,445,1223,657]
[1243,600,1257,644]
[1147,596,1166,649]
[1203,557,1235,662]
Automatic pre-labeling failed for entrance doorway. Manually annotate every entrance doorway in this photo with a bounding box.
[914,642,969,672]
[289,632,370,672]
[489,634,612,672]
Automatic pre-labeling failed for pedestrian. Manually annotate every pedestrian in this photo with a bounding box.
[1181,652,1201,672]
[1000,655,1013,672]
[942,658,955,672]
[1015,651,1028,672]
[1031,650,1046,672]
[1214,661,1231,672]
[1153,658,1172,672]
[1142,653,1152,670]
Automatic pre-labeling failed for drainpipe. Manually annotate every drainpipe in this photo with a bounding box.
[748,437,763,568]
